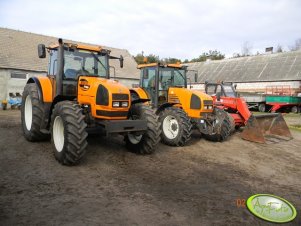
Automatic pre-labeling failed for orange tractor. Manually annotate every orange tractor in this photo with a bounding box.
[21,39,160,165]
[204,82,292,143]
[130,63,233,146]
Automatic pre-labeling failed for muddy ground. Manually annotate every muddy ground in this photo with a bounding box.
[0,110,300,226]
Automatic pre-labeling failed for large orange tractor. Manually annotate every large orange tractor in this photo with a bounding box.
[204,82,292,143]
[21,39,160,165]
[130,63,233,146]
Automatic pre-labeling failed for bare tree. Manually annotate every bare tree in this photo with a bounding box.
[289,38,301,51]
[241,41,253,56]
[276,44,283,53]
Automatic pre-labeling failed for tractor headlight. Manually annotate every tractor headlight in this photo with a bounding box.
[204,105,213,110]
[121,101,128,107]
[112,101,120,107]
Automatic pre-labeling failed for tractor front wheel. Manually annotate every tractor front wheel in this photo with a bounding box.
[51,101,88,165]
[125,104,161,154]
[159,107,192,146]
[202,108,232,142]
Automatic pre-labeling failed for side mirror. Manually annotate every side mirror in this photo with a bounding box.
[119,55,124,68]
[216,92,221,101]
[38,44,46,58]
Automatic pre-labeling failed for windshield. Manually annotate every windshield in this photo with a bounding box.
[140,67,186,90]
[223,85,236,97]
[173,69,186,87]
[63,48,108,80]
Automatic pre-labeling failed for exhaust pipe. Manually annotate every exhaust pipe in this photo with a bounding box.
[241,113,293,144]
[56,38,64,96]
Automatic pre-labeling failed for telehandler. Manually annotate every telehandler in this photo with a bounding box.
[130,63,233,146]
[204,81,292,143]
[21,39,160,165]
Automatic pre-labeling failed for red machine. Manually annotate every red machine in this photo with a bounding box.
[204,82,292,143]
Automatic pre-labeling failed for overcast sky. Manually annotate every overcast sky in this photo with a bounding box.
[0,0,300,60]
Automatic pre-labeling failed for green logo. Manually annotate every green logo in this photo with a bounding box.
[247,194,297,223]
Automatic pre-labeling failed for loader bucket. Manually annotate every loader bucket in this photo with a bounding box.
[241,113,293,144]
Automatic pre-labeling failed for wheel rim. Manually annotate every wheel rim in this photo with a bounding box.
[128,133,143,144]
[24,95,33,130]
[163,115,179,139]
[53,116,64,152]
[291,106,297,113]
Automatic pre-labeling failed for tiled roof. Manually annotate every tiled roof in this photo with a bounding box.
[0,27,139,79]
[186,50,301,82]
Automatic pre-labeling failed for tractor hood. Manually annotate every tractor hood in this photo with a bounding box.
[189,89,213,102]
[168,87,214,118]
[77,76,131,119]
[168,87,213,104]
[78,77,130,97]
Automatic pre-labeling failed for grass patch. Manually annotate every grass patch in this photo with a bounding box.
[289,124,301,132]
[251,111,300,118]
[283,113,301,118]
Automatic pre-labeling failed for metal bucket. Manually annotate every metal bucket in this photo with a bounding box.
[241,113,293,144]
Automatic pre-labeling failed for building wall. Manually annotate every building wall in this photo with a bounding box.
[0,68,46,102]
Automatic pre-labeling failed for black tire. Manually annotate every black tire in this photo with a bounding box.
[21,83,49,141]
[203,108,231,142]
[51,101,88,165]
[291,106,299,114]
[227,112,236,133]
[125,104,160,154]
[258,103,266,112]
[159,107,192,146]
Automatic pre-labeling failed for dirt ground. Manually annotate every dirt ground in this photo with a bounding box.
[0,110,300,226]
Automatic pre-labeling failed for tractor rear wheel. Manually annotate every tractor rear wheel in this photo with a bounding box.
[21,83,49,141]
[159,107,192,146]
[125,104,160,154]
[203,108,232,142]
[51,101,88,165]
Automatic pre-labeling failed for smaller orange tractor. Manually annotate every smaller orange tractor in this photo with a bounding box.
[130,63,233,147]
[204,81,293,143]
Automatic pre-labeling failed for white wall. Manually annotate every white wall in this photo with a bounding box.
[0,69,46,102]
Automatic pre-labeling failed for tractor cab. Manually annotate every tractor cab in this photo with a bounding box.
[205,82,238,101]
[138,63,188,107]
[38,40,123,98]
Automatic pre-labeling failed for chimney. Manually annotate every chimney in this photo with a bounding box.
[265,47,273,54]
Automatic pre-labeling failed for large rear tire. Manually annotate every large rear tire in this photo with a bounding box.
[125,104,160,154]
[159,107,192,146]
[51,101,88,165]
[21,83,49,141]
[203,108,232,142]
